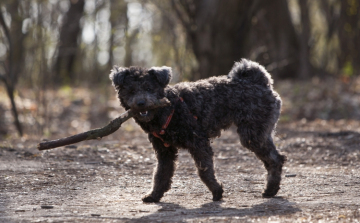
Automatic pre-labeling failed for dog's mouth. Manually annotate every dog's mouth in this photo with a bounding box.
[139,111,149,116]
[134,109,154,122]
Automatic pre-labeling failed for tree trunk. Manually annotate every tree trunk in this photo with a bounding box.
[8,0,26,86]
[338,0,360,76]
[53,0,85,84]
[298,0,312,79]
[259,0,302,79]
[172,0,260,80]
[0,0,24,136]
[107,0,118,71]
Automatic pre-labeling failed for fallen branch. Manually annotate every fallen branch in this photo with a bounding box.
[37,98,170,151]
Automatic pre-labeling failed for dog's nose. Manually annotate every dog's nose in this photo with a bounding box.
[137,100,146,107]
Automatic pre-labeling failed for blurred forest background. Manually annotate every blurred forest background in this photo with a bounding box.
[0,0,360,139]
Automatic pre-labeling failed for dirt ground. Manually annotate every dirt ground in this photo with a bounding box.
[1,117,360,222]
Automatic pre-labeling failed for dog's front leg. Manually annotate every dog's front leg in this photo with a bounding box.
[189,140,224,201]
[142,138,178,203]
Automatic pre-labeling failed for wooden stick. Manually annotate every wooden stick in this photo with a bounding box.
[37,98,170,151]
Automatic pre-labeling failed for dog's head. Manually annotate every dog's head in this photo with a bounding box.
[110,66,172,122]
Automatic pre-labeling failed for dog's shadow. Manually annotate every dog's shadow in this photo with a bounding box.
[128,197,300,222]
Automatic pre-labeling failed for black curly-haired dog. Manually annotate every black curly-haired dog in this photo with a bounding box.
[110,59,286,203]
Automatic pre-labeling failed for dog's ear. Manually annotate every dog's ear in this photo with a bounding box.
[109,66,129,89]
[148,66,172,87]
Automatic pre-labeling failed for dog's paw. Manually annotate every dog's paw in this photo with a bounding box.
[212,187,224,201]
[262,192,276,198]
[261,186,280,198]
[142,195,160,203]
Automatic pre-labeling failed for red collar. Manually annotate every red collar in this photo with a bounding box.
[151,97,184,147]
[151,97,197,147]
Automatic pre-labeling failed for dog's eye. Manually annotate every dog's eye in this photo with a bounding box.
[146,88,151,91]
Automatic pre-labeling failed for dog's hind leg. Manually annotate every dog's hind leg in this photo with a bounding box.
[142,139,178,203]
[259,138,286,198]
[237,127,286,198]
[188,140,224,201]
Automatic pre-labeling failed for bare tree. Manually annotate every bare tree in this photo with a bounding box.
[338,0,360,76]
[53,0,85,84]
[298,0,312,79]
[0,0,25,136]
[254,0,303,79]
[172,0,260,80]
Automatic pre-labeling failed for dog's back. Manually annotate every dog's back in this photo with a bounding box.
[171,59,281,139]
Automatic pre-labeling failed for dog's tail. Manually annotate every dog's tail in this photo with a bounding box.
[228,59,273,87]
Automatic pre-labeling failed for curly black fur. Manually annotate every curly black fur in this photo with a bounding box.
[110,58,286,202]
